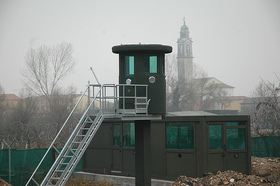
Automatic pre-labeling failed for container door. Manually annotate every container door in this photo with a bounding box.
[112,149,122,172]
[207,124,226,173]
[225,122,248,174]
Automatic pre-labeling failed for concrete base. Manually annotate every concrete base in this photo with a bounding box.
[72,172,174,186]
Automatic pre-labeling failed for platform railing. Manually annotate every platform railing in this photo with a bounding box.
[89,84,149,116]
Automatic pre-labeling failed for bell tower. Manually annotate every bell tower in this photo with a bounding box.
[177,18,193,82]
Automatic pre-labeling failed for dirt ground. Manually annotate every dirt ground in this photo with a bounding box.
[171,157,280,186]
[0,178,12,186]
[0,157,279,185]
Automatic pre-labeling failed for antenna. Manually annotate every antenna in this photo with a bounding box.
[90,67,101,85]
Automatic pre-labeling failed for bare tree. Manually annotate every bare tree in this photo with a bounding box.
[19,43,78,147]
[166,54,179,111]
[15,89,37,124]
[0,88,38,148]
[0,84,4,94]
[0,84,6,144]
[0,84,5,120]
[251,78,280,136]
[240,76,280,157]
[166,54,224,111]
[166,53,229,112]
[23,42,76,97]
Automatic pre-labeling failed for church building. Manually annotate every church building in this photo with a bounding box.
[176,20,236,111]
[177,19,194,82]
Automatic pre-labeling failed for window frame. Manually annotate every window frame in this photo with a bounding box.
[124,56,134,76]
[144,54,158,74]
[208,121,247,151]
[226,121,246,150]
[122,122,135,148]
[165,122,195,150]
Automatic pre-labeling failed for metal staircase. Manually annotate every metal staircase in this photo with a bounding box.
[26,83,148,186]
[42,111,104,185]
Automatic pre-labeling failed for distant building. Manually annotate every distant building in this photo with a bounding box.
[176,21,245,113]
[1,94,20,108]
[33,95,48,113]
[72,94,100,113]
[220,96,248,112]
[194,77,234,97]
[32,94,100,113]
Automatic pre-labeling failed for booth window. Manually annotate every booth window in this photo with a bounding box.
[166,122,194,150]
[145,55,157,73]
[123,122,135,147]
[113,124,121,146]
[124,56,134,76]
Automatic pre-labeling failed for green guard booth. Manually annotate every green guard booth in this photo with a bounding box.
[112,44,172,115]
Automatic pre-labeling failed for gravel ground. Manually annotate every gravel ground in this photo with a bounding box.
[171,157,280,186]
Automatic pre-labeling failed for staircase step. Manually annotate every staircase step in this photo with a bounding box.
[59,163,68,165]
[72,141,81,144]
[80,128,90,130]
[76,135,86,137]
[62,156,73,158]
[55,170,64,172]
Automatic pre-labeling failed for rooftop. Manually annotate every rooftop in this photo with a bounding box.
[112,44,172,54]
[1,94,20,100]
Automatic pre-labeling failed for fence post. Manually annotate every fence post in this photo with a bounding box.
[2,139,15,184]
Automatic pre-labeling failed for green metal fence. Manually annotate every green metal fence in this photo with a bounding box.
[0,137,279,185]
[0,148,82,186]
[251,136,280,157]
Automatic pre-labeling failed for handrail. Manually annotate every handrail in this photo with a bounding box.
[89,83,149,116]
[41,86,102,185]
[90,84,149,116]
[26,84,101,186]
[90,67,101,85]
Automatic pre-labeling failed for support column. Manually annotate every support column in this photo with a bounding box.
[135,120,151,186]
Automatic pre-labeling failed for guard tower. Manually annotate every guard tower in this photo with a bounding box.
[112,44,172,185]
[112,44,172,115]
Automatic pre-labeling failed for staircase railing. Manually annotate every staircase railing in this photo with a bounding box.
[26,84,102,186]
[26,83,148,186]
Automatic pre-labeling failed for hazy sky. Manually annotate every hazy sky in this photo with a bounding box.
[0,0,279,96]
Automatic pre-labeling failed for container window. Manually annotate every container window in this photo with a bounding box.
[166,122,194,150]
[209,125,222,149]
[123,122,135,147]
[113,125,120,146]
[124,56,134,76]
[227,128,246,150]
